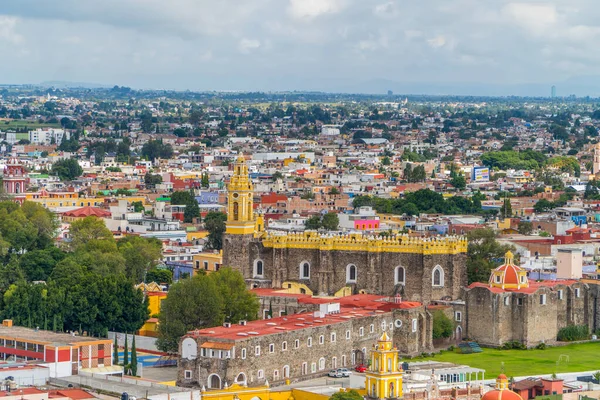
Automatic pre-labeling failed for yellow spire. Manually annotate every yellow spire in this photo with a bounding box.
[226,155,256,235]
[366,330,403,400]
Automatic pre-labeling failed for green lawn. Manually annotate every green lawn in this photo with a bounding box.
[1,120,61,129]
[418,342,600,378]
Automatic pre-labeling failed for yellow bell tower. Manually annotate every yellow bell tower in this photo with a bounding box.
[366,332,403,400]
[226,155,256,235]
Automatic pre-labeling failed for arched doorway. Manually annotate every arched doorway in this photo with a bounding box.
[208,374,221,389]
[235,372,247,385]
[283,365,290,379]
[353,349,365,365]
[456,326,463,343]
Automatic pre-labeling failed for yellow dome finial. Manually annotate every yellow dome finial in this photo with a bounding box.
[237,153,245,163]
[505,251,514,264]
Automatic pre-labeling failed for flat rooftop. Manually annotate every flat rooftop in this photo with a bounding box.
[0,326,110,346]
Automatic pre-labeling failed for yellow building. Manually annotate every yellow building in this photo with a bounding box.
[193,250,223,274]
[136,291,167,337]
[365,332,403,400]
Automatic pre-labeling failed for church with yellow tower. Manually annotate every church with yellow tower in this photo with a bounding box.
[366,332,403,400]
[222,155,468,302]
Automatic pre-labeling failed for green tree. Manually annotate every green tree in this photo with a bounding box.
[157,274,224,353]
[321,212,339,231]
[204,212,227,250]
[19,247,66,281]
[305,215,322,230]
[211,268,259,323]
[51,158,83,181]
[272,171,284,181]
[141,140,173,161]
[381,156,391,166]
[144,173,162,188]
[500,199,512,218]
[201,172,210,188]
[123,333,128,366]
[130,335,137,376]
[113,335,119,365]
[467,228,516,284]
[145,268,173,284]
[403,164,413,181]
[450,173,466,190]
[517,221,533,235]
[171,191,200,223]
[117,236,163,282]
[131,201,145,213]
[68,216,114,251]
[432,310,454,339]
[534,199,555,213]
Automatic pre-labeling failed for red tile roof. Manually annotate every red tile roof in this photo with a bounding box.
[62,206,111,218]
[185,293,422,341]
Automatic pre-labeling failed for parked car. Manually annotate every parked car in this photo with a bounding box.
[328,369,343,378]
[337,368,352,377]
[355,364,367,373]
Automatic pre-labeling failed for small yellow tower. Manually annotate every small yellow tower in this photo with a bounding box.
[226,155,256,235]
[366,332,403,400]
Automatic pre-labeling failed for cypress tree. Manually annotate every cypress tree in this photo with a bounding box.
[123,333,129,367]
[113,335,119,366]
[131,335,138,376]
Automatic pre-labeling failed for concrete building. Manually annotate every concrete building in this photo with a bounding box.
[0,322,116,377]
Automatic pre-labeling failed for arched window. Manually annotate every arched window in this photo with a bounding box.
[318,357,326,370]
[346,264,357,283]
[233,202,239,221]
[300,261,310,279]
[432,265,444,287]
[395,266,405,285]
[254,260,264,277]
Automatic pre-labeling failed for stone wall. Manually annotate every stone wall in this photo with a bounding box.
[177,307,431,388]
[465,283,595,348]
[233,239,466,301]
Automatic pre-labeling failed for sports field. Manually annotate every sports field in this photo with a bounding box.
[419,342,600,378]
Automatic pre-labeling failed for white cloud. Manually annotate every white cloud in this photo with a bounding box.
[503,3,558,35]
[288,0,343,20]
[238,38,261,54]
[0,16,23,44]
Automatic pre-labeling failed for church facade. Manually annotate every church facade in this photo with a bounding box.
[222,156,468,302]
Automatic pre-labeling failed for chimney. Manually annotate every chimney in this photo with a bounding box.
[2,320,13,328]
[239,320,247,326]
[223,322,232,328]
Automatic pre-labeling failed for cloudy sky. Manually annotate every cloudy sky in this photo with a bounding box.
[0,0,598,94]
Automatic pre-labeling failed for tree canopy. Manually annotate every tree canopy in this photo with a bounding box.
[480,150,547,170]
[467,228,516,284]
[157,268,259,352]
[51,158,83,181]
[352,190,482,216]
[204,212,227,250]
[170,191,200,223]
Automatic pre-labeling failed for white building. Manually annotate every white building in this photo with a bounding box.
[29,129,70,145]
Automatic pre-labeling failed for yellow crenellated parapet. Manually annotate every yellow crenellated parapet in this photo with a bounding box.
[261,232,467,255]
